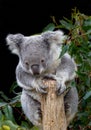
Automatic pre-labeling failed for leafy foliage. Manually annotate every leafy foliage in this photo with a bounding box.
[0,8,91,130]
[0,83,35,130]
[47,8,91,130]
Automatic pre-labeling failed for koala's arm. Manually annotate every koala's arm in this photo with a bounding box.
[16,64,47,93]
[50,53,77,95]
[57,53,77,81]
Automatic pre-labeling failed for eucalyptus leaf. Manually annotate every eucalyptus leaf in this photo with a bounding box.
[83,91,91,100]
[43,23,55,32]
[0,120,18,130]
[59,44,69,58]
[60,20,74,30]
[2,105,16,123]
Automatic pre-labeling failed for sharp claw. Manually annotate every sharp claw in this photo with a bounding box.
[64,103,71,114]
[35,109,42,124]
[35,84,47,93]
[38,87,47,94]
[37,108,42,119]
[40,89,47,94]
[57,89,64,95]
[56,85,66,95]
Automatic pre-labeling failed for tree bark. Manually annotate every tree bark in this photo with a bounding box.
[41,79,67,130]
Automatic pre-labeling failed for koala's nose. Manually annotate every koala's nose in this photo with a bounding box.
[31,64,40,75]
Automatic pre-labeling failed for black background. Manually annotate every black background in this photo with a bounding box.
[0,0,91,96]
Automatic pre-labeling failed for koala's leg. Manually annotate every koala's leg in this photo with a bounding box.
[64,87,78,126]
[21,90,42,128]
[56,53,77,95]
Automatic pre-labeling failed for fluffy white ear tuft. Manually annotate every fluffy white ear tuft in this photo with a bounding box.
[6,33,24,55]
[42,30,66,44]
[52,30,66,44]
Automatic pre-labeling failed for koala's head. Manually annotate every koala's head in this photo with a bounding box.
[6,30,66,76]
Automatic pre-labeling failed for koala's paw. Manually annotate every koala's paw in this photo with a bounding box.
[56,82,66,95]
[64,103,71,115]
[34,108,42,125]
[35,82,48,94]
[46,75,66,95]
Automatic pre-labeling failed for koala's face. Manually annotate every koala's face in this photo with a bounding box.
[19,36,50,75]
[6,30,66,75]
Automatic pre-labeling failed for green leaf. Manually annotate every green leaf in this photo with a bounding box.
[59,44,69,58]
[85,76,91,87]
[0,102,7,108]
[83,18,91,32]
[83,91,91,100]
[2,105,16,123]
[10,94,21,105]
[0,120,18,130]
[30,126,39,130]
[9,81,18,94]
[0,91,10,101]
[0,111,4,121]
[21,121,32,129]
[43,23,55,31]
[60,20,74,30]
[83,18,91,26]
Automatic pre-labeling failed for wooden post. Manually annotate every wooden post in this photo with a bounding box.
[41,79,67,130]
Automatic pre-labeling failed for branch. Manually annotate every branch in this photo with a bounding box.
[41,79,67,130]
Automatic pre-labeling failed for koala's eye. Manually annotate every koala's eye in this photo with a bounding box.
[25,61,29,67]
[41,59,45,63]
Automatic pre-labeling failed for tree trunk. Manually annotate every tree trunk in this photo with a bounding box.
[41,79,67,130]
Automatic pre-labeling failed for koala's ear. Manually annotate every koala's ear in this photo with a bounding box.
[6,33,24,55]
[42,30,66,45]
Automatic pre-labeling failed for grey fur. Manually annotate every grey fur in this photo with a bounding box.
[6,30,78,128]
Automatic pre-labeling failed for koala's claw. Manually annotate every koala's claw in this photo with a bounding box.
[36,80,48,93]
[64,103,71,114]
[40,87,47,93]
[56,84,66,95]
[36,86,47,94]
[37,108,42,119]
[34,109,42,124]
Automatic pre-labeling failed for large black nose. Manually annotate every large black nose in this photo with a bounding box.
[31,64,40,75]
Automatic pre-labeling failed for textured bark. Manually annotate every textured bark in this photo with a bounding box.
[41,79,67,130]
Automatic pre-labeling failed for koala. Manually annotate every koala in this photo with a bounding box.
[6,30,78,128]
